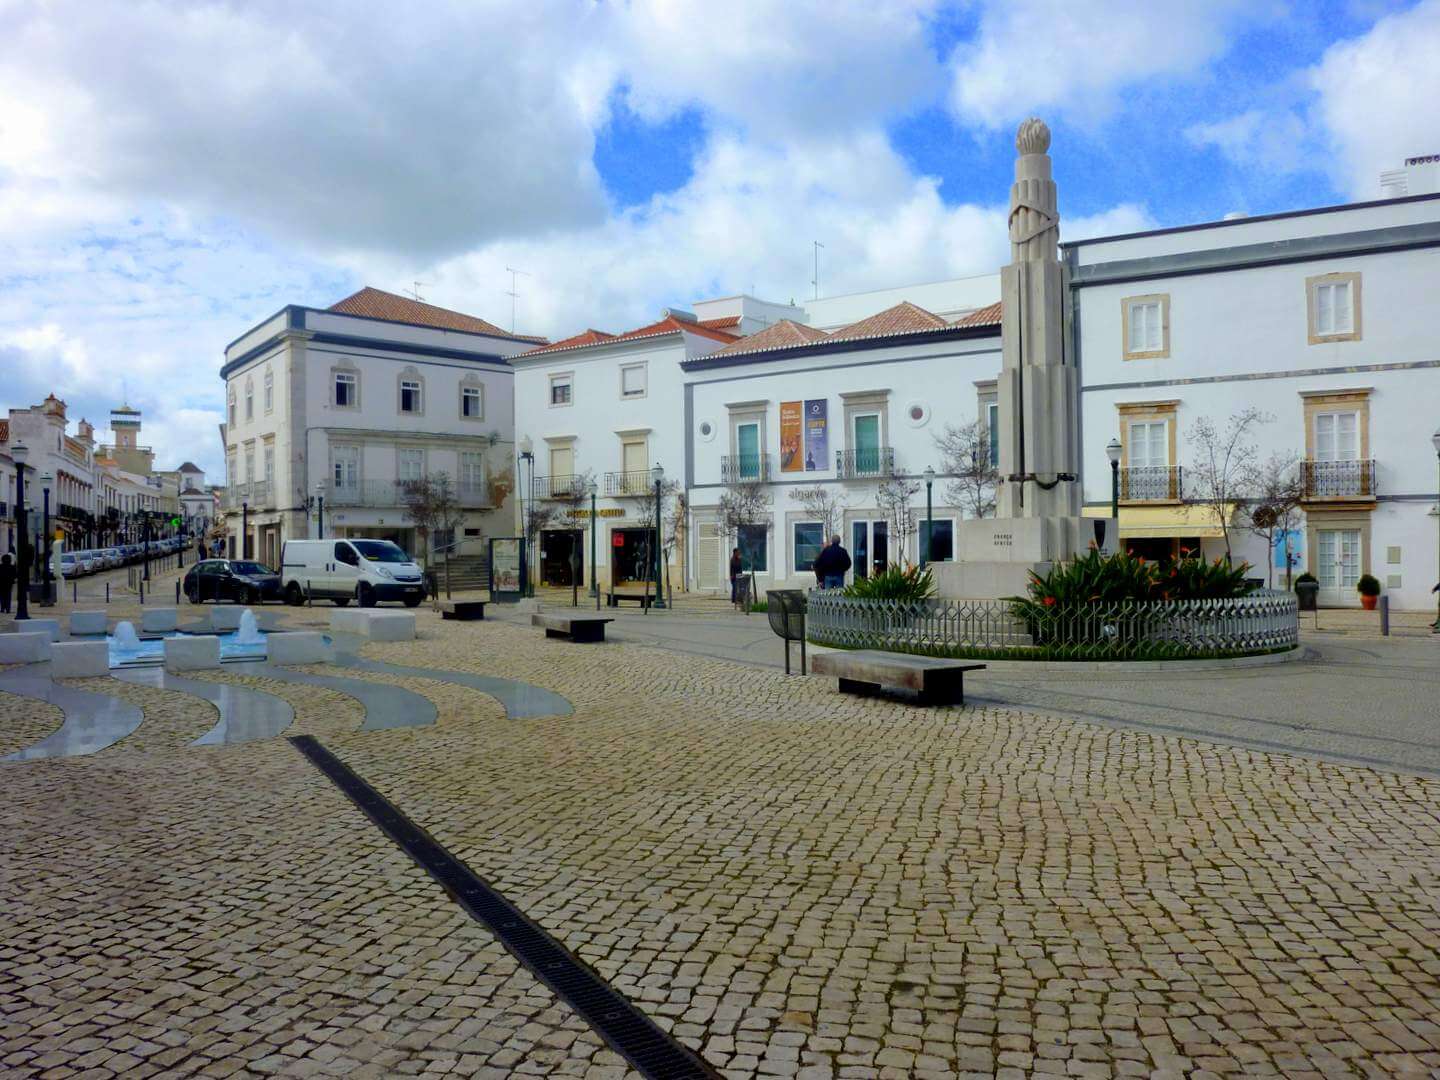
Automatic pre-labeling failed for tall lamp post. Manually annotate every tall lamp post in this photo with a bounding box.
[12,443,29,620]
[1431,428,1440,631]
[142,511,152,583]
[587,477,599,609]
[652,463,666,609]
[315,479,326,539]
[518,436,534,598]
[922,465,936,569]
[1106,438,1122,545]
[241,501,250,560]
[40,473,53,605]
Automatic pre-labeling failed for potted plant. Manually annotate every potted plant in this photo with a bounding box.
[1294,572,1319,612]
[1356,573,1381,611]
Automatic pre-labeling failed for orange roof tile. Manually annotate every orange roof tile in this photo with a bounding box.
[953,300,1002,327]
[698,315,741,329]
[711,320,830,358]
[328,286,546,343]
[0,420,8,444]
[830,301,948,341]
[520,314,736,358]
[520,328,617,356]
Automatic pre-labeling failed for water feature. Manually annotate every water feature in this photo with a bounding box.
[112,621,141,652]
[235,609,264,646]
[104,610,274,668]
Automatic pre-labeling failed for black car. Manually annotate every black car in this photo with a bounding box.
[183,559,282,604]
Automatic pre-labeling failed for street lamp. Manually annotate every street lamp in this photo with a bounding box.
[518,436,534,597]
[1432,427,1440,631]
[587,476,599,609]
[1106,438,1122,534]
[241,500,249,560]
[651,463,666,609]
[39,473,53,605]
[12,443,29,620]
[314,479,327,539]
[922,465,936,569]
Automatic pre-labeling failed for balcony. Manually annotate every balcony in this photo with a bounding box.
[534,474,585,500]
[721,453,774,484]
[223,481,274,510]
[1302,459,1377,500]
[605,470,656,497]
[835,446,894,480]
[456,484,490,508]
[1119,465,1183,502]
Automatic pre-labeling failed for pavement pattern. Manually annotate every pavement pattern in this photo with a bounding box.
[2,609,1439,1078]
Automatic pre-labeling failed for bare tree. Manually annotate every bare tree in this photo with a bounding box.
[717,479,772,610]
[933,418,999,519]
[398,472,464,569]
[1186,408,1271,561]
[792,485,848,539]
[554,471,595,605]
[633,479,682,603]
[1243,451,1305,588]
[876,470,921,564]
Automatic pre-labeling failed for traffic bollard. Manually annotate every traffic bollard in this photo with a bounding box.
[1380,594,1390,636]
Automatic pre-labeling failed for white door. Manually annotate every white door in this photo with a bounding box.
[332,540,362,601]
[1316,528,1361,606]
[696,523,721,590]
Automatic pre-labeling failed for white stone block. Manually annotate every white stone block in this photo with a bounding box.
[164,635,220,671]
[19,618,61,642]
[266,631,332,665]
[141,608,179,633]
[0,632,51,663]
[50,641,110,678]
[69,611,108,635]
[208,606,244,631]
[329,610,416,642]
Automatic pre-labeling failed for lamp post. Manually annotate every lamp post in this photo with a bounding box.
[1106,438,1122,546]
[12,443,29,620]
[1432,428,1440,631]
[241,501,249,560]
[143,511,153,582]
[922,465,936,569]
[652,463,666,609]
[40,473,53,605]
[314,480,326,540]
[587,477,599,609]
[518,436,534,597]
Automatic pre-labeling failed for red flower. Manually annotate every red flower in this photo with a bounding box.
[1042,596,1057,607]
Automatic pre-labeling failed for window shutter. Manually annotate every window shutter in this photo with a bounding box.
[1129,304,1144,350]
[1334,283,1351,333]
[1145,304,1160,351]
[1316,284,1333,334]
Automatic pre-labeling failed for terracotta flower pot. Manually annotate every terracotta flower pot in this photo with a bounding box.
[1360,594,1378,610]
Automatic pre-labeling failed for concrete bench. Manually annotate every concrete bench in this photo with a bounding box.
[69,611,108,636]
[164,635,221,671]
[208,606,245,631]
[15,618,61,642]
[532,613,613,643]
[606,591,654,610]
[141,607,179,634]
[440,601,487,622]
[51,641,109,678]
[0,632,52,663]
[330,609,416,642]
[812,650,986,706]
[266,631,331,665]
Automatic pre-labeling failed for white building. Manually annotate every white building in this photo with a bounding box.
[1069,189,1440,609]
[220,287,540,565]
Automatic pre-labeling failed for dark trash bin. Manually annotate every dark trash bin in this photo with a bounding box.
[1295,580,1319,612]
[766,589,808,675]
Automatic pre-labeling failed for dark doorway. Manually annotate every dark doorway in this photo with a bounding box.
[540,529,583,587]
[612,527,654,585]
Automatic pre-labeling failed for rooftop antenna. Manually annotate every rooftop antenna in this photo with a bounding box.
[404,280,430,302]
[811,240,825,300]
[506,266,530,333]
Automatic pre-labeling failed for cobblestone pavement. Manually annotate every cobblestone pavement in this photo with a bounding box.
[2,610,1440,1078]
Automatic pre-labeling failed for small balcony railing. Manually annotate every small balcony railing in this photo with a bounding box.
[1302,459,1376,500]
[457,484,490,508]
[836,446,894,480]
[721,453,774,484]
[327,480,406,508]
[1120,465,1183,502]
[534,474,584,500]
[605,470,657,497]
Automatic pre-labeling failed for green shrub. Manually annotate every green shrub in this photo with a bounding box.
[843,563,936,602]
[1016,546,1256,607]
[1356,573,1381,597]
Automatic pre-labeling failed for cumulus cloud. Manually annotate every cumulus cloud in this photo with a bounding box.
[1185,109,1311,174]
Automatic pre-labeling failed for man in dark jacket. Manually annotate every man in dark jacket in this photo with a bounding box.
[0,552,14,614]
[729,547,744,605]
[812,534,851,589]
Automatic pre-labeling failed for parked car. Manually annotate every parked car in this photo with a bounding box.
[279,538,426,607]
[59,552,83,578]
[182,559,283,605]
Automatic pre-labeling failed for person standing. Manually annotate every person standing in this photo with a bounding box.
[0,552,14,614]
[812,534,851,589]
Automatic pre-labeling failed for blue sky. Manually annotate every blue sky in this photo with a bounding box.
[1,0,1437,476]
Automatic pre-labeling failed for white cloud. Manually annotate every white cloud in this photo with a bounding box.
[1184,108,1311,174]
[948,0,1268,129]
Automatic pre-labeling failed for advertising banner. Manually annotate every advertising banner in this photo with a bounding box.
[779,400,803,472]
[488,537,522,599]
[803,399,828,471]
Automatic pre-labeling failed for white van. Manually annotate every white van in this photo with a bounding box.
[280,539,427,607]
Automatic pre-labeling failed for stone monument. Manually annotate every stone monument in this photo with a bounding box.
[932,117,1116,599]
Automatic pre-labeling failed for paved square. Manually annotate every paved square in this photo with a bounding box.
[3,611,1440,1078]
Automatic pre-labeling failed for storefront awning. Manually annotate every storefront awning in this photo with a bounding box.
[1083,503,1236,540]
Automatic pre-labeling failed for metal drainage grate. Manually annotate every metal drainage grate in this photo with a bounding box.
[289,735,718,1080]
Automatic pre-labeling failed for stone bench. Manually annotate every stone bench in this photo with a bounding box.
[330,609,416,642]
[69,611,108,636]
[208,606,245,631]
[15,618,61,642]
[141,607,179,634]
[0,632,52,663]
[532,613,613,643]
[51,641,109,678]
[266,631,331,665]
[440,601,487,622]
[606,591,653,610]
[812,650,986,706]
[164,635,220,671]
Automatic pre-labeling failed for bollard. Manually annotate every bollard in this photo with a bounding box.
[106,582,110,604]
[175,581,181,604]
[1380,594,1390,636]
[72,580,77,603]
[139,581,145,605]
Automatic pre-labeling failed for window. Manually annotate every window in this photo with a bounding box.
[550,373,573,406]
[621,363,647,399]
[1121,294,1169,359]
[548,444,574,479]
[1314,412,1359,462]
[1307,272,1361,342]
[397,449,424,482]
[736,422,760,479]
[227,388,236,427]
[987,402,1000,467]
[460,451,485,493]
[921,519,955,562]
[263,368,274,413]
[335,371,358,408]
[400,379,422,414]
[244,447,255,484]
[621,438,647,474]
[332,445,359,492]
[245,380,254,421]
[853,413,881,473]
[461,384,483,419]
[737,523,768,573]
[1127,421,1168,469]
[793,522,824,573]
[263,445,274,487]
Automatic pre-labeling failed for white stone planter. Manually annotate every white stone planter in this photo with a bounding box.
[267,632,332,665]
[0,632,52,663]
[208,607,244,631]
[18,618,61,642]
[69,611,108,635]
[329,610,416,642]
[50,641,110,678]
[142,608,179,634]
[164,635,220,671]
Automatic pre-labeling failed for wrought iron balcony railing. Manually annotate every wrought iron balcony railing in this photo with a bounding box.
[721,453,774,484]
[605,470,658,497]
[534,474,586,500]
[325,480,408,508]
[835,446,894,480]
[1119,465,1183,502]
[1302,459,1377,499]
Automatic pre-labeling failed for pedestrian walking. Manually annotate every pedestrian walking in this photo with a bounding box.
[729,547,744,605]
[0,552,14,614]
[812,534,851,590]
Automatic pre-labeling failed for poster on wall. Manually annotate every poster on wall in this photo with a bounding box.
[803,399,828,471]
[488,537,522,600]
[1272,528,1303,573]
[779,401,803,472]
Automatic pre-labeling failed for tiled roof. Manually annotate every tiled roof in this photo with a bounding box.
[519,314,737,358]
[830,301,949,341]
[177,461,202,472]
[328,287,547,343]
[953,300,1003,327]
[519,328,617,357]
[698,315,741,329]
[711,320,830,358]
[0,420,8,444]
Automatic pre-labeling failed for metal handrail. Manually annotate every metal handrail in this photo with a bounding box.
[835,447,894,479]
[1302,459,1377,498]
[721,454,773,484]
[605,470,656,497]
[1120,465,1183,501]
